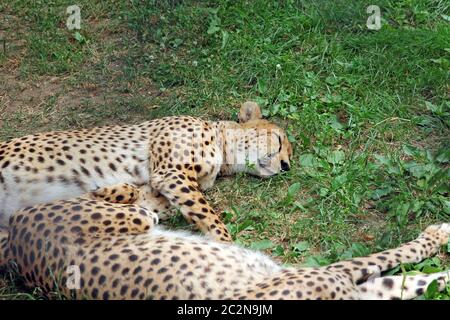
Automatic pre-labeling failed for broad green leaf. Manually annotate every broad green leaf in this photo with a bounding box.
[329,115,345,131]
[442,200,450,215]
[207,11,221,35]
[250,239,274,250]
[436,150,450,163]
[172,38,183,47]
[257,79,267,94]
[289,104,298,114]
[277,89,290,102]
[293,201,307,211]
[417,178,427,189]
[221,30,229,49]
[319,188,329,197]
[253,97,268,107]
[414,257,441,271]
[402,145,420,157]
[299,153,320,168]
[426,168,448,188]
[327,150,345,164]
[404,161,429,179]
[331,174,347,189]
[411,200,424,214]
[374,154,390,166]
[424,280,439,299]
[425,200,439,214]
[270,103,280,115]
[74,31,87,44]
[207,25,220,34]
[394,202,410,227]
[287,182,301,199]
[352,193,362,206]
[313,146,330,158]
[292,241,310,253]
[325,76,339,85]
[425,150,434,162]
[425,101,439,113]
[422,266,443,274]
[303,255,331,267]
[339,250,353,260]
[370,186,393,200]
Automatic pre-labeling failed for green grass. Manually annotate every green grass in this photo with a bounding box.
[1,0,449,299]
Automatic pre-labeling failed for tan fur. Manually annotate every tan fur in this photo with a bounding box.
[0,102,292,243]
[0,184,448,300]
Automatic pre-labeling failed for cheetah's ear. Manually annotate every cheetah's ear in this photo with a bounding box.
[238,101,262,123]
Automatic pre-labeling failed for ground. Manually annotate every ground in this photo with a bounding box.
[0,0,449,299]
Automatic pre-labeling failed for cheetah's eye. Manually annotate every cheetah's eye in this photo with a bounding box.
[278,134,282,152]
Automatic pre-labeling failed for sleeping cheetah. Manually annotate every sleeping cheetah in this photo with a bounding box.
[0,183,448,300]
[0,101,292,242]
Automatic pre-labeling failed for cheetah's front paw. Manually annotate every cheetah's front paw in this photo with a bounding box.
[92,183,140,204]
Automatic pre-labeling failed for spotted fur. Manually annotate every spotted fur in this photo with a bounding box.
[0,102,292,242]
[0,184,448,300]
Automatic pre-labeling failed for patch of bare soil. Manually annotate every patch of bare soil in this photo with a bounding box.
[0,11,70,128]
[0,10,162,133]
[1,74,63,111]
[0,10,29,122]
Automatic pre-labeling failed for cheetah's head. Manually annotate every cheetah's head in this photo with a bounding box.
[229,101,293,177]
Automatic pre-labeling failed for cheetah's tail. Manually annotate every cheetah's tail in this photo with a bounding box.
[0,227,9,267]
[357,271,450,300]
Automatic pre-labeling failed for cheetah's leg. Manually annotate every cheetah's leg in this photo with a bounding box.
[327,223,450,285]
[151,170,232,243]
[88,183,172,219]
[47,185,161,238]
[75,204,158,238]
[13,200,159,242]
[89,183,141,204]
[0,227,9,267]
[357,270,450,300]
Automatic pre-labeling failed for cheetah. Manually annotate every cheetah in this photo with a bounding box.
[0,101,293,242]
[0,183,448,300]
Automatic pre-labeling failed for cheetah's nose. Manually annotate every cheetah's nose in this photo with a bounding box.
[280,160,290,171]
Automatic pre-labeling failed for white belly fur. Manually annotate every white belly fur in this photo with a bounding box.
[0,143,150,227]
